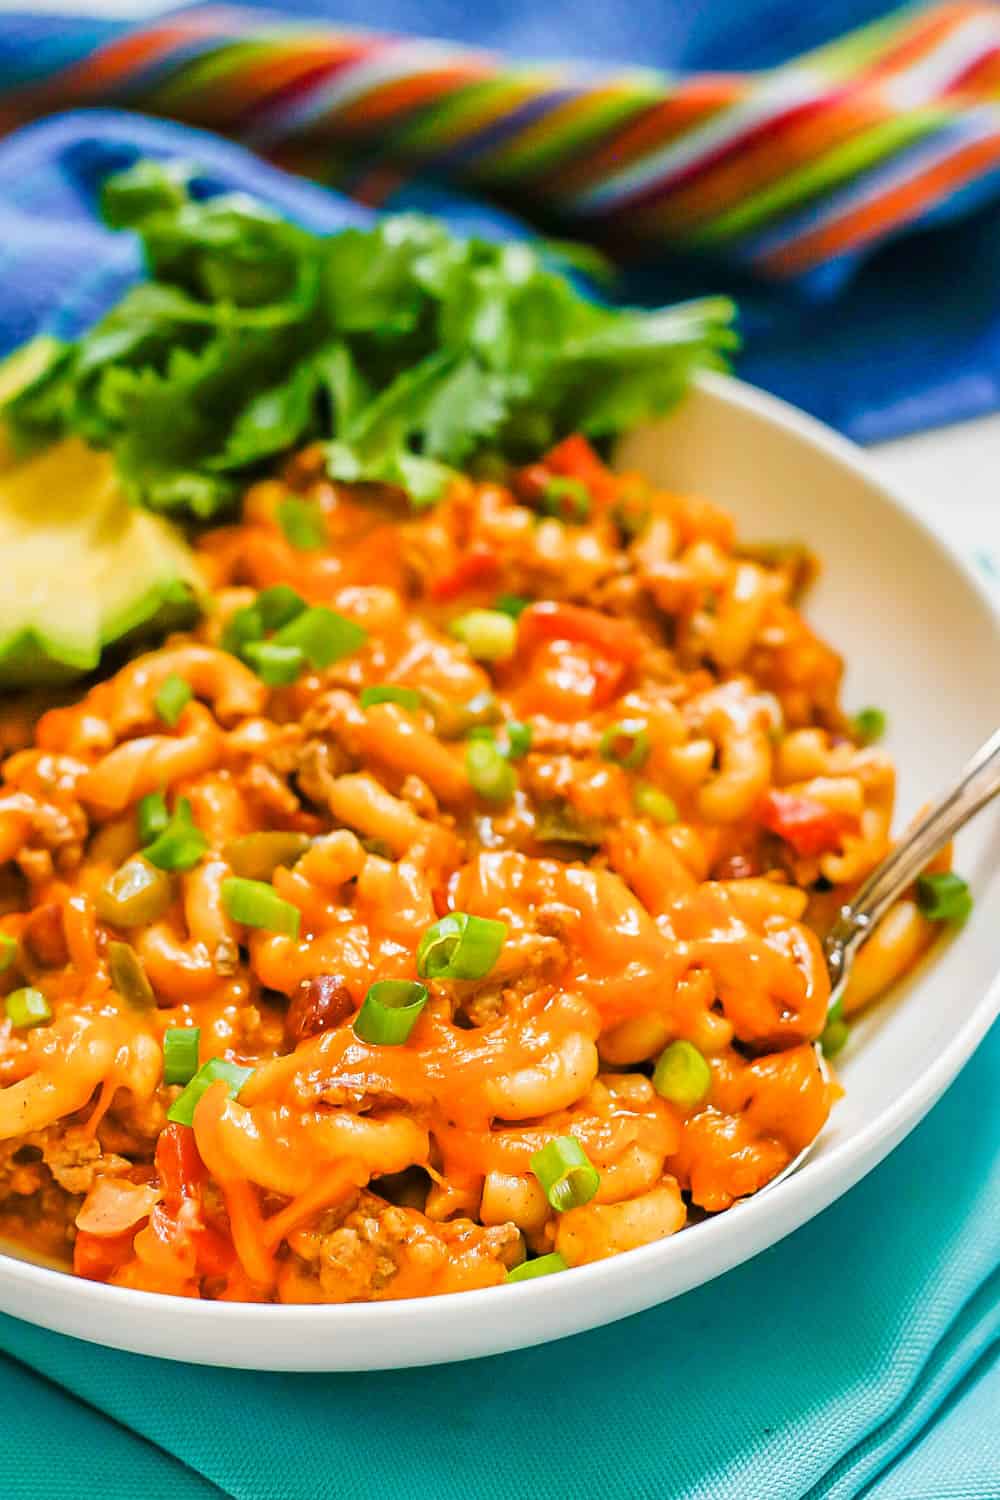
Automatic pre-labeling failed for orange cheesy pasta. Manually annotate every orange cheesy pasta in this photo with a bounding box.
[0,435,942,1301]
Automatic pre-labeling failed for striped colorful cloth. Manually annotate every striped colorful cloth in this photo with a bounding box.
[3,1,1000,286]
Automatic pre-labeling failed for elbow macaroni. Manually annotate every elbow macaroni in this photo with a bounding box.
[0,435,953,1301]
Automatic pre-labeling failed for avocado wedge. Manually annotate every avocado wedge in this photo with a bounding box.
[0,433,202,687]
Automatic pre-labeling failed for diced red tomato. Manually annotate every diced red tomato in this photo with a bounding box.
[192,1221,238,1279]
[758,790,854,858]
[518,601,644,665]
[146,1128,238,1284]
[135,1201,202,1282]
[73,1131,216,1288]
[588,654,627,709]
[73,1226,137,1282]
[542,435,617,501]
[511,463,552,506]
[516,603,639,716]
[428,546,500,602]
[145,1201,236,1284]
[155,1123,206,1213]
[513,435,618,511]
[515,640,625,719]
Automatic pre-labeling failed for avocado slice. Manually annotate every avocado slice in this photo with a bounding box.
[0,336,64,407]
[0,434,203,687]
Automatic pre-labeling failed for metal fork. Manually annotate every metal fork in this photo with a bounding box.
[752,723,1000,1197]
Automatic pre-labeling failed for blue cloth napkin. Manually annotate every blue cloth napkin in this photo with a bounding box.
[0,92,998,1500]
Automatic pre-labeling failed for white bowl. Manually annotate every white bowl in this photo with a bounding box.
[3,371,1000,1369]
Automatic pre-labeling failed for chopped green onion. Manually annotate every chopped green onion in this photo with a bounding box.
[466,738,517,801]
[167,1056,253,1126]
[504,721,533,760]
[464,719,532,761]
[274,606,366,668]
[600,720,650,770]
[153,674,192,728]
[634,783,678,825]
[137,789,169,846]
[107,941,155,1010]
[95,857,172,928]
[354,979,429,1045]
[494,594,530,620]
[142,798,208,872]
[5,986,51,1029]
[221,603,264,657]
[256,584,307,631]
[0,934,18,972]
[360,685,423,712]
[820,1018,850,1058]
[507,1252,568,1283]
[916,871,973,923]
[450,609,518,662]
[416,912,507,981]
[530,1136,600,1212]
[221,877,301,938]
[540,476,591,524]
[827,996,844,1025]
[652,1040,712,1109]
[223,831,311,882]
[277,496,326,551]
[163,1026,200,1086]
[422,688,501,739]
[242,640,306,686]
[852,707,887,745]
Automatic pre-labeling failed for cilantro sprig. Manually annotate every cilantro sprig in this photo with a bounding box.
[2,160,737,517]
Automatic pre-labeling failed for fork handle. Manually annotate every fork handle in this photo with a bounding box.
[823,724,1000,978]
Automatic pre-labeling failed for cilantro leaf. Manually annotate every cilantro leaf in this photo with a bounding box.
[313,343,373,433]
[419,358,510,461]
[99,158,197,230]
[1,161,737,516]
[211,361,319,471]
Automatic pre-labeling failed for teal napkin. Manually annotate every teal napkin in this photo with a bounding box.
[2,1016,998,1500]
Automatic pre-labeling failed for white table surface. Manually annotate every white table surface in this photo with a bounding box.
[872,414,1000,575]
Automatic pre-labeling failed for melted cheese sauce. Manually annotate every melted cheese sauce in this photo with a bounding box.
[0,438,936,1300]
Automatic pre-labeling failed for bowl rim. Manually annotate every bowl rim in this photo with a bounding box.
[3,368,999,1352]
